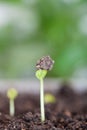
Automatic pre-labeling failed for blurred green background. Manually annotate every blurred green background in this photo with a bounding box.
[0,0,87,78]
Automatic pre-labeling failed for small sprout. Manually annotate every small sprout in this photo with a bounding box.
[7,88,18,116]
[35,56,54,122]
[44,93,56,104]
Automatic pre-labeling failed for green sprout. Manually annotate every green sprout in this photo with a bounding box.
[7,88,18,116]
[36,56,54,122]
[44,93,56,104]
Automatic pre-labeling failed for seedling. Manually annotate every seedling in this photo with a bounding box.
[7,88,18,116]
[44,93,56,104]
[36,56,54,122]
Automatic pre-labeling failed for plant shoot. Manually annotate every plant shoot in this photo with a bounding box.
[36,56,54,122]
[7,88,18,116]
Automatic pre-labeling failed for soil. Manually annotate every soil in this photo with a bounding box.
[0,84,87,130]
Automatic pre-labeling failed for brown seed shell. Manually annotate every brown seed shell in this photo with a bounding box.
[36,56,54,70]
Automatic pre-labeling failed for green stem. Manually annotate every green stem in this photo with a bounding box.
[40,78,45,122]
[10,99,14,116]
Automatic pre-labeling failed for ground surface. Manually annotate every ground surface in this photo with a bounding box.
[0,84,87,130]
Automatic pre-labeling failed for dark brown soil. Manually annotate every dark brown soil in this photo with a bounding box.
[0,84,87,130]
